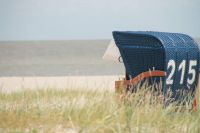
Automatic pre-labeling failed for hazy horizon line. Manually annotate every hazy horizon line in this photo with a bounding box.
[0,37,200,42]
[0,39,111,42]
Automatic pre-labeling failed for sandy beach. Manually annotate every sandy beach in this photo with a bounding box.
[0,76,124,93]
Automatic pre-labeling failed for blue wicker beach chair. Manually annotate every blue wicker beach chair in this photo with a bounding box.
[113,31,200,109]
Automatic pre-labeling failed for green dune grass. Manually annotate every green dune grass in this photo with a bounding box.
[0,84,200,133]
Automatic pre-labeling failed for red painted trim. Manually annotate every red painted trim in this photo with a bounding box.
[126,70,165,85]
[115,70,165,88]
[193,97,197,112]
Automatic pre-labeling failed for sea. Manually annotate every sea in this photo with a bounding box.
[0,39,199,77]
[0,40,124,76]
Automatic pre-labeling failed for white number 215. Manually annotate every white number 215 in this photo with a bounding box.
[166,60,197,85]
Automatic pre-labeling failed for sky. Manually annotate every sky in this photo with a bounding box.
[0,0,200,40]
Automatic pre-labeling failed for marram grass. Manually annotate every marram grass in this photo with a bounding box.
[0,85,200,133]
